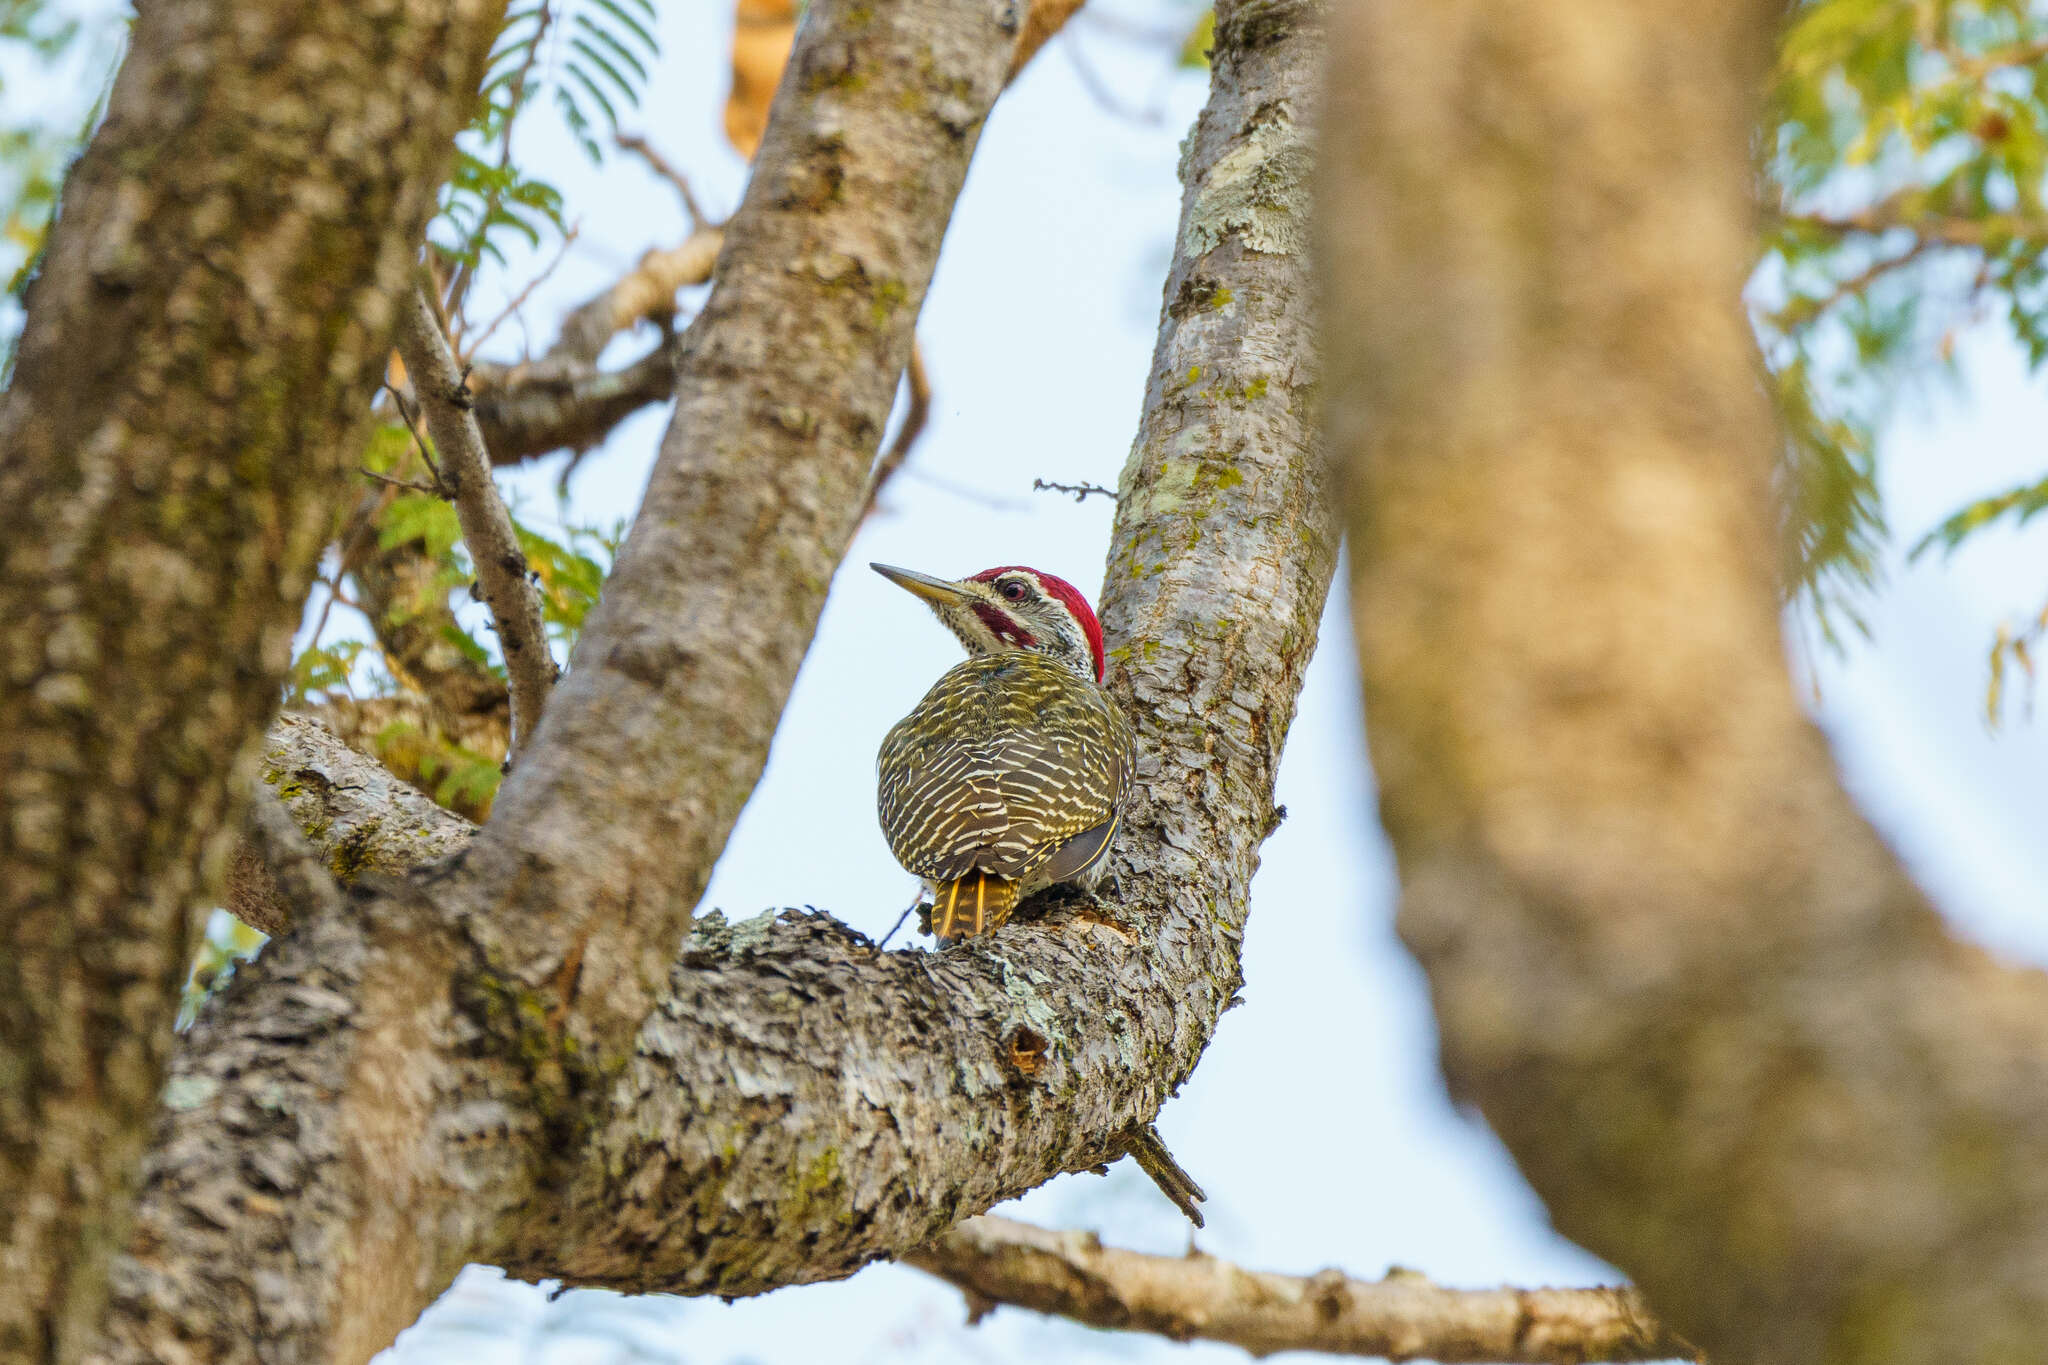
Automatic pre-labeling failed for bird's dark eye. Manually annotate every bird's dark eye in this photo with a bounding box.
[999,579,1029,602]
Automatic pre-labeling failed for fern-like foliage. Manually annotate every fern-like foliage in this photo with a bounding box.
[433,0,661,272]
[1911,471,2048,559]
[1758,0,2048,628]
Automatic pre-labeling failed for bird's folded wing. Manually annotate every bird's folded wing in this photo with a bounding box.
[879,718,1123,881]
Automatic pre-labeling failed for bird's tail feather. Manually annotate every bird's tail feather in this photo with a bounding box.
[930,873,1018,940]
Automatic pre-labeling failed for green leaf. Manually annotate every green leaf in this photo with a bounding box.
[513,512,620,649]
[1909,473,2048,560]
[1179,8,1214,68]
[362,422,415,475]
[563,56,624,129]
[575,12,652,88]
[377,492,464,562]
[1757,0,2048,630]
[588,0,661,58]
[283,638,370,706]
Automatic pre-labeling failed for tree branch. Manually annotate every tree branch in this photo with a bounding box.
[540,232,725,369]
[227,713,478,936]
[1322,2,2048,1362]
[461,233,723,467]
[393,286,558,762]
[471,0,1092,473]
[1782,201,2048,251]
[472,342,684,466]
[906,1217,1694,1364]
[226,789,343,939]
[860,340,931,516]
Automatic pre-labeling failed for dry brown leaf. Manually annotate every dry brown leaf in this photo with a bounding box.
[722,0,1085,159]
[725,0,796,158]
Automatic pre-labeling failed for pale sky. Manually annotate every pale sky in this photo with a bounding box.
[15,1,2045,1361]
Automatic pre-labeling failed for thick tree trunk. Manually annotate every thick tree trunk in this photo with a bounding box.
[0,1,504,1359]
[1321,3,2048,1362]
[87,0,1333,1355]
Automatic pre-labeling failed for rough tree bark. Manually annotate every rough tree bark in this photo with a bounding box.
[75,0,1334,1357]
[0,0,505,1359]
[1322,3,2048,1363]
[223,717,477,939]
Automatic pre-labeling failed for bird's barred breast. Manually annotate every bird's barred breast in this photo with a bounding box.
[877,653,1134,883]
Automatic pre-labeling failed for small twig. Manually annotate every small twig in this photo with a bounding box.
[382,381,444,492]
[1779,237,1934,331]
[617,132,710,231]
[393,284,560,765]
[860,340,932,519]
[358,468,445,496]
[305,574,343,652]
[1781,200,2048,251]
[541,231,724,368]
[463,224,581,363]
[876,892,923,950]
[1123,1123,1206,1227]
[1063,34,1165,125]
[1033,477,1117,503]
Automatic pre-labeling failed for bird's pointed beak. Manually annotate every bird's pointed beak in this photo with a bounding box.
[871,562,973,606]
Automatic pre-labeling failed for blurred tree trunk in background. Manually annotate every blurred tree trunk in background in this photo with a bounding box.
[0,1,505,1358]
[1322,2,2048,1362]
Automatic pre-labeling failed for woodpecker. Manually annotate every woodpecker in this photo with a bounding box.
[872,562,1135,941]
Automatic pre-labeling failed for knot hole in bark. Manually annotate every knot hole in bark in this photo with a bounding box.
[1002,1024,1048,1079]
